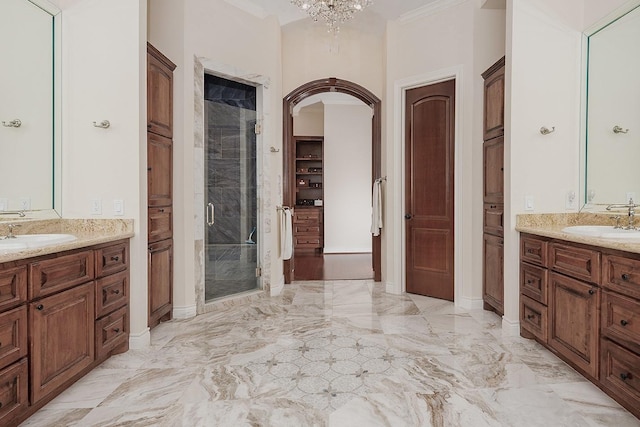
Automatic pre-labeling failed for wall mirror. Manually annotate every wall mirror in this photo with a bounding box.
[0,0,61,216]
[583,3,640,207]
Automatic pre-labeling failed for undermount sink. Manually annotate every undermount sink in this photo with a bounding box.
[562,225,640,239]
[0,234,77,252]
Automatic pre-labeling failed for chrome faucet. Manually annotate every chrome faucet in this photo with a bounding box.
[3,223,21,239]
[606,198,639,230]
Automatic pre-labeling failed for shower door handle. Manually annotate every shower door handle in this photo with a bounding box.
[207,203,215,226]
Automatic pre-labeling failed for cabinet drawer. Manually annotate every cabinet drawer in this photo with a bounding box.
[600,339,640,411]
[520,262,548,304]
[0,359,28,425]
[520,235,548,267]
[0,306,27,370]
[601,291,640,354]
[521,295,548,342]
[95,305,128,359]
[29,250,94,299]
[483,204,503,236]
[294,237,323,248]
[549,242,600,284]
[293,210,322,223]
[602,254,640,300]
[95,242,129,278]
[95,271,128,319]
[0,265,27,312]
[294,225,321,234]
[149,206,172,243]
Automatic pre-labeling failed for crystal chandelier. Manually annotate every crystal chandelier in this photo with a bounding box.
[291,0,373,35]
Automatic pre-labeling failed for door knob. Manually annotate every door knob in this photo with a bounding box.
[404,214,412,220]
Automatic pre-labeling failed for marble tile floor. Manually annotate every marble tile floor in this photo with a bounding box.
[20,280,640,427]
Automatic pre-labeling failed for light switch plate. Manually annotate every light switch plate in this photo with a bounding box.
[19,198,31,211]
[113,199,124,216]
[90,198,102,215]
[566,190,577,210]
[525,195,534,211]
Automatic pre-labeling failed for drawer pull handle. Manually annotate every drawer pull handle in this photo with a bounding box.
[527,279,533,284]
[111,256,120,262]
[159,208,165,213]
[113,328,121,333]
[620,319,629,326]
[527,249,534,254]
[621,273,630,281]
[588,289,595,295]
[527,314,535,320]
[620,372,632,381]
[112,289,121,295]
[36,304,44,311]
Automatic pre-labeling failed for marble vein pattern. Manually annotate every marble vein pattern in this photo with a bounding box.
[20,280,640,427]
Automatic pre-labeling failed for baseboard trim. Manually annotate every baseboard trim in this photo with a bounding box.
[129,328,151,349]
[271,275,285,297]
[458,296,484,310]
[501,317,520,337]
[173,304,197,319]
[386,281,401,295]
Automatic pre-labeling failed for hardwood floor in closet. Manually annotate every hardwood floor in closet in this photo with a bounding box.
[294,253,373,281]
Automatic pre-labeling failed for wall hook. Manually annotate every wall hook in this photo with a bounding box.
[270,146,280,153]
[2,119,22,128]
[93,120,110,129]
[613,125,629,134]
[540,126,555,135]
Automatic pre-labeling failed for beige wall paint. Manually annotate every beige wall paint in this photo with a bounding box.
[58,0,148,343]
[282,21,385,98]
[149,0,283,311]
[386,1,506,307]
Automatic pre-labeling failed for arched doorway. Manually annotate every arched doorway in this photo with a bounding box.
[283,77,382,283]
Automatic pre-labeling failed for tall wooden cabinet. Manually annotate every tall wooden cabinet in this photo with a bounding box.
[147,43,176,329]
[482,57,505,315]
[293,136,324,251]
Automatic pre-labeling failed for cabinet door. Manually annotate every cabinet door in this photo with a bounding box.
[548,272,600,378]
[483,137,504,203]
[483,233,504,315]
[482,58,505,140]
[147,46,175,138]
[148,133,173,207]
[148,239,172,328]
[30,282,95,404]
[0,359,28,425]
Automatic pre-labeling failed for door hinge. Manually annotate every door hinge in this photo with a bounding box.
[256,266,262,277]
[254,123,262,135]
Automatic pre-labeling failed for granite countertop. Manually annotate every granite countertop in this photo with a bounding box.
[516,212,640,254]
[0,218,134,263]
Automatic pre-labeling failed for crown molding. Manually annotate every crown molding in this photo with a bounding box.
[399,0,469,23]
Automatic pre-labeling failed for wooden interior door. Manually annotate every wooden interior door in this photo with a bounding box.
[405,79,455,300]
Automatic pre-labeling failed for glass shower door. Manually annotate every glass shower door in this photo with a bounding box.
[204,75,258,301]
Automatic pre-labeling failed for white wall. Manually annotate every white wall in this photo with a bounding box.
[282,21,384,99]
[293,105,324,136]
[149,0,283,308]
[386,1,505,307]
[504,0,584,328]
[323,103,372,253]
[58,0,148,343]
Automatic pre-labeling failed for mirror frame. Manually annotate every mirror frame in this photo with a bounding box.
[580,0,640,209]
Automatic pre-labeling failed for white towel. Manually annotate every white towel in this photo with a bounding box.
[281,209,293,260]
[371,179,383,236]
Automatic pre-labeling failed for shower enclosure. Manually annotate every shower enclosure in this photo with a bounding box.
[204,75,258,301]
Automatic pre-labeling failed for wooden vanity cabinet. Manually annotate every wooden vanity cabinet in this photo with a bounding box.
[147,43,175,330]
[0,239,130,426]
[519,233,640,419]
[482,57,505,316]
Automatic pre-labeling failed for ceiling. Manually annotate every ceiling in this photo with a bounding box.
[223,0,454,27]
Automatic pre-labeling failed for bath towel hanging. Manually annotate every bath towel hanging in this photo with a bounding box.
[371,178,383,236]
[281,208,293,260]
